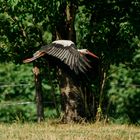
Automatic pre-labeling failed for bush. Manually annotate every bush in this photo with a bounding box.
[108,64,140,124]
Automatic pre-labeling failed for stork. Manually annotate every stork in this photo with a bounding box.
[23,40,98,74]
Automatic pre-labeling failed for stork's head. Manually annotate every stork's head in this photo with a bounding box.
[78,49,99,59]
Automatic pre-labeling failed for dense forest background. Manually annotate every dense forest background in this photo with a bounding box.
[0,0,140,124]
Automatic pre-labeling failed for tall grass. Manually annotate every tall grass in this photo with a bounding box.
[0,121,140,140]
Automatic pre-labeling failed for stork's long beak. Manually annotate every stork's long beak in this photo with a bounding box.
[87,51,99,59]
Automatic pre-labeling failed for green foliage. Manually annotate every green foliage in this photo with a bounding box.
[0,104,36,122]
[0,62,36,122]
[108,64,140,124]
[0,0,54,63]
[0,63,60,122]
[0,63,34,101]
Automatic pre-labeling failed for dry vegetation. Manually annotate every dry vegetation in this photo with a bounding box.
[0,121,140,140]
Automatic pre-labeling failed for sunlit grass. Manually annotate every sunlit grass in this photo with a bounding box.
[0,121,140,140]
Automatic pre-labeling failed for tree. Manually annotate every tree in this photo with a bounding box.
[48,0,99,122]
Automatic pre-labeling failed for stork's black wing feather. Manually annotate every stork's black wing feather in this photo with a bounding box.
[44,42,91,74]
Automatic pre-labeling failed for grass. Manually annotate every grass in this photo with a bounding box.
[0,121,140,140]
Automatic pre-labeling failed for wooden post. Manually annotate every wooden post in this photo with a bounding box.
[33,66,44,122]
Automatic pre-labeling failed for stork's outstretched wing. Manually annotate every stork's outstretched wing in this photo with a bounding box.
[23,40,91,74]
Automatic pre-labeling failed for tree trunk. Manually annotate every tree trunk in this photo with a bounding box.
[58,70,80,122]
[54,1,96,123]
[57,69,94,123]
[33,65,44,122]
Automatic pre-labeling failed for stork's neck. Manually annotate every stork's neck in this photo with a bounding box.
[77,49,87,54]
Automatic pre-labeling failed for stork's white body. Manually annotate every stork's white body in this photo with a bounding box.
[53,40,74,47]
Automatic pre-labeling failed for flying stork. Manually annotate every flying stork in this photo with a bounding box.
[23,40,98,74]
